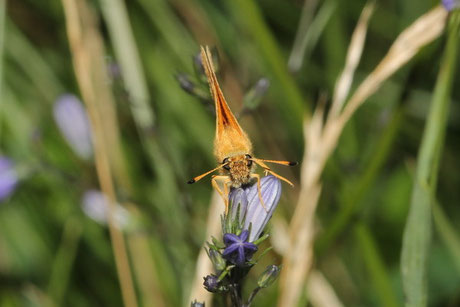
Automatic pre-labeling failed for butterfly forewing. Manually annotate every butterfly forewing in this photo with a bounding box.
[200,46,252,162]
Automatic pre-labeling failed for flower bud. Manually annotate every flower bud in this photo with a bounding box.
[190,300,205,307]
[175,73,196,94]
[208,249,227,272]
[193,52,205,77]
[194,49,219,80]
[203,274,219,293]
[243,78,270,110]
[257,265,280,288]
[244,176,282,242]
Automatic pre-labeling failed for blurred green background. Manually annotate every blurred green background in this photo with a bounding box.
[1,0,459,306]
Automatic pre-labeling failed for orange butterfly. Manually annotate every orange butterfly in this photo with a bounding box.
[188,46,297,212]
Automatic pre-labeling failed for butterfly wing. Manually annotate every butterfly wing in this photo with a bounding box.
[200,46,252,162]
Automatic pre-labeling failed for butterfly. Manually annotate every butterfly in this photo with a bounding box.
[188,46,297,212]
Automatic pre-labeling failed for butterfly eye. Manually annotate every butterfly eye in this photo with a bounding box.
[222,158,231,170]
[245,154,253,167]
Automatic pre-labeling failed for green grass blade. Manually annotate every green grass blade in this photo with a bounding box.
[317,106,404,253]
[432,200,460,273]
[5,21,63,102]
[99,0,156,129]
[227,0,308,133]
[355,223,399,307]
[0,0,5,138]
[400,10,460,307]
[47,218,82,306]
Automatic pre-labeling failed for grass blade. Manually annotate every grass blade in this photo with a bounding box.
[432,200,460,273]
[99,0,155,129]
[61,0,138,306]
[355,223,399,307]
[401,9,460,307]
[227,0,308,131]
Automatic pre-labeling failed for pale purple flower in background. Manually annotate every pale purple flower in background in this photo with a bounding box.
[229,175,282,242]
[82,190,129,228]
[53,94,93,160]
[0,156,18,201]
[443,0,460,11]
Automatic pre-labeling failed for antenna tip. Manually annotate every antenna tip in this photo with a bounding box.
[289,161,298,166]
[187,179,196,184]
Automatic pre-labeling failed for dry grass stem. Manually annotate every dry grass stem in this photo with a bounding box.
[126,205,167,307]
[278,4,447,306]
[340,6,448,125]
[271,216,290,254]
[330,1,375,117]
[61,0,137,306]
[307,270,344,307]
[188,191,224,307]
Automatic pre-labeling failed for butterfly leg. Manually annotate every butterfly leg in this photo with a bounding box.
[253,160,294,186]
[212,175,232,213]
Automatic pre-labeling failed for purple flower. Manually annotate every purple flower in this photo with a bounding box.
[81,190,129,228]
[228,175,282,242]
[443,0,460,11]
[0,156,18,201]
[222,230,258,266]
[53,94,93,160]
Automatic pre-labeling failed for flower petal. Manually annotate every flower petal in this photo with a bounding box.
[236,245,246,265]
[222,243,239,257]
[239,230,249,242]
[229,188,249,223]
[223,233,240,245]
[244,176,282,242]
[243,242,258,253]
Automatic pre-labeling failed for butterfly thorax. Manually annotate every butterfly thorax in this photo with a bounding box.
[220,154,255,188]
[214,126,252,162]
